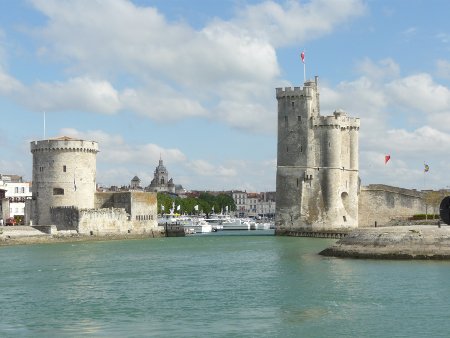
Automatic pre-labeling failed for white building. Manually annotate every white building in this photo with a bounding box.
[0,174,32,221]
[232,191,247,217]
[231,191,276,219]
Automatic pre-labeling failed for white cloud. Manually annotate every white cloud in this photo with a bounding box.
[322,77,388,116]
[0,68,24,95]
[356,58,400,81]
[232,0,366,47]
[20,0,365,133]
[187,159,237,178]
[25,77,121,113]
[121,86,209,121]
[59,128,186,166]
[387,73,450,113]
[30,0,279,85]
[428,111,450,132]
[54,128,277,191]
[381,126,450,154]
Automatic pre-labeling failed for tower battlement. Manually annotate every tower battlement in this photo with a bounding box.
[312,112,360,129]
[276,78,319,99]
[31,137,99,154]
[276,86,304,97]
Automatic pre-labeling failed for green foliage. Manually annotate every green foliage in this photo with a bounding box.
[157,192,236,216]
[410,214,440,220]
[157,193,174,214]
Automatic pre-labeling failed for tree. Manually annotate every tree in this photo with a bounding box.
[216,193,236,213]
[157,192,174,214]
[423,190,446,219]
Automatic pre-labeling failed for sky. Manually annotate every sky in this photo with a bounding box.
[1,0,450,192]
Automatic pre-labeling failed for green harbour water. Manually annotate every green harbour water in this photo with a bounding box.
[1,231,450,337]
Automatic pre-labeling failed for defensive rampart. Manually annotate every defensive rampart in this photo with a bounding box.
[358,184,425,227]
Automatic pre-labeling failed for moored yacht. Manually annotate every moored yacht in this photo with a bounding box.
[221,218,252,230]
[158,215,213,234]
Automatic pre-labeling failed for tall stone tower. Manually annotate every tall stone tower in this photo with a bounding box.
[30,137,99,225]
[275,77,360,233]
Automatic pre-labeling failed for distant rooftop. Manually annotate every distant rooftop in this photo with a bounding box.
[0,174,23,183]
[49,136,80,141]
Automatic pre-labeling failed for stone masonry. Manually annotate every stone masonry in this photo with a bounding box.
[275,77,360,233]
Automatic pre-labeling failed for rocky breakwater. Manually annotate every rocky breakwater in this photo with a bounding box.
[319,226,450,260]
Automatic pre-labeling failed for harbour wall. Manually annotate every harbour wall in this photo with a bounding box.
[51,206,130,235]
[48,191,159,235]
[358,184,425,227]
[276,184,427,237]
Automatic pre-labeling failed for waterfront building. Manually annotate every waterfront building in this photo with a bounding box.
[275,77,360,232]
[256,192,276,219]
[247,193,259,217]
[0,174,32,222]
[232,191,247,217]
[231,190,276,218]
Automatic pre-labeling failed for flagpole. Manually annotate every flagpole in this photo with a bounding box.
[423,163,427,190]
[303,62,306,83]
[423,170,426,191]
[301,50,306,83]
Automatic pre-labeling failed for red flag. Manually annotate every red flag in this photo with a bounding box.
[385,155,390,164]
[301,51,305,64]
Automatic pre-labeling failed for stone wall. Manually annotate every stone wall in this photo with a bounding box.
[95,192,131,213]
[358,184,425,227]
[78,208,129,235]
[50,206,130,234]
[46,191,158,235]
[51,206,79,231]
[95,191,158,233]
[129,192,158,232]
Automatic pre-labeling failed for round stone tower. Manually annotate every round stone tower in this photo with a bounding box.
[30,137,99,225]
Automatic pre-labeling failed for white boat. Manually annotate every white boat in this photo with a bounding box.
[159,215,212,233]
[204,214,232,231]
[179,217,212,234]
[158,214,180,225]
[190,219,213,234]
[256,222,273,230]
[221,218,252,230]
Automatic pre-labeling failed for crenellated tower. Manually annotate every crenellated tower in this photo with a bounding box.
[30,137,99,225]
[275,77,360,233]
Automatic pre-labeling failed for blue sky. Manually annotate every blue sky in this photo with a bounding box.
[1,0,450,192]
